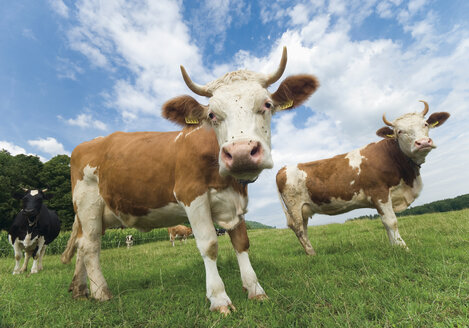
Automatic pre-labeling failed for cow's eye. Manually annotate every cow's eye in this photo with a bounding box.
[208,112,217,121]
[424,122,429,127]
[397,130,402,134]
[264,102,273,110]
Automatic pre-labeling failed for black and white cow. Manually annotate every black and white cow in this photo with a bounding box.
[125,235,134,248]
[8,189,61,274]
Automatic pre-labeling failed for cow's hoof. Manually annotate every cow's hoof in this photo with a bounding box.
[70,283,89,299]
[12,271,21,275]
[305,248,316,256]
[93,286,112,301]
[213,304,236,316]
[249,293,268,301]
[31,269,38,274]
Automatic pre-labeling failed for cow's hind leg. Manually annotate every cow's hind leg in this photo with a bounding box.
[287,204,316,255]
[37,245,47,271]
[20,252,31,273]
[74,179,111,301]
[376,199,408,249]
[228,220,267,300]
[69,242,89,298]
[31,237,45,273]
[182,193,234,315]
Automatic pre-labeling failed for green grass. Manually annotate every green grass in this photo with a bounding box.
[1,210,468,327]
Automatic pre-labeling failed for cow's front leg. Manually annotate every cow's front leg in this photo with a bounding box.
[12,240,23,274]
[377,199,408,249]
[182,193,234,315]
[31,237,45,273]
[20,252,31,273]
[228,220,267,300]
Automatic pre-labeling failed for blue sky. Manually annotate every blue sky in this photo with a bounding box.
[1,0,468,227]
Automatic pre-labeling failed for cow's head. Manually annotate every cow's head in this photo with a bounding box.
[20,188,49,222]
[376,101,450,165]
[163,47,319,181]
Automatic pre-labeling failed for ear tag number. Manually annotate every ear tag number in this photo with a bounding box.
[278,99,294,110]
[185,117,199,125]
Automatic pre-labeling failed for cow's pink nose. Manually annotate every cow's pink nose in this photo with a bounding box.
[221,141,263,172]
[415,138,433,148]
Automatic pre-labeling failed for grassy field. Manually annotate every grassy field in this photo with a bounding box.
[1,210,468,327]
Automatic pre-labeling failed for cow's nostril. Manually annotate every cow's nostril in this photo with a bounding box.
[250,146,258,156]
[223,149,232,159]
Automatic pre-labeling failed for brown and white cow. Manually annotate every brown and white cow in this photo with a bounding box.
[168,225,193,246]
[276,101,449,255]
[61,47,319,314]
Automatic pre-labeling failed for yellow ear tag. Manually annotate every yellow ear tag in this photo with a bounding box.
[386,134,395,138]
[185,117,199,125]
[278,99,294,111]
[430,121,439,128]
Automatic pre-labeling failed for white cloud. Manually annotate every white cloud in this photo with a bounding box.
[48,0,70,18]
[63,113,108,131]
[28,137,70,156]
[67,0,205,120]
[0,141,27,156]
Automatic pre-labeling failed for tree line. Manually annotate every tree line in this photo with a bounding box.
[0,150,74,231]
[347,193,469,221]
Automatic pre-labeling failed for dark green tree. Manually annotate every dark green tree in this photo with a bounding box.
[39,155,74,230]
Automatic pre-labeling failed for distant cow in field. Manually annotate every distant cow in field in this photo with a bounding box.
[168,225,193,246]
[277,101,450,255]
[8,189,61,274]
[60,47,319,314]
[125,235,134,248]
[216,228,226,236]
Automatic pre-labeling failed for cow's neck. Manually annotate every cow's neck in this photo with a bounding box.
[384,139,421,183]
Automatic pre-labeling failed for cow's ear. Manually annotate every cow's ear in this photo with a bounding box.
[271,75,319,112]
[427,112,450,128]
[13,189,25,200]
[376,127,395,139]
[162,95,207,126]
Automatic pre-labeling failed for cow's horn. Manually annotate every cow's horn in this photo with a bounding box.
[262,46,287,87]
[419,100,429,117]
[180,66,212,97]
[382,113,393,127]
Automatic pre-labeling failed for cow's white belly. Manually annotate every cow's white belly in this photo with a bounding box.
[389,177,423,213]
[305,189,373,216]
[104,203,188,232]
[102,186,247,232]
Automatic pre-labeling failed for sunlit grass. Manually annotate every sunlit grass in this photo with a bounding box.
[1,210,468,327]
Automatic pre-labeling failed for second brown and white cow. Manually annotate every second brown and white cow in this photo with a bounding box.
[61,47,319,314]
[168,225,193,246]
[277,101,449,255]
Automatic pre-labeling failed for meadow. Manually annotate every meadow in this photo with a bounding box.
[1,210,468,327]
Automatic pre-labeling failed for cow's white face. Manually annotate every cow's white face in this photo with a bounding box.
[163,47,320,182]
[393,113,434,164]
[377,101,450,165]
[208,82,274,180]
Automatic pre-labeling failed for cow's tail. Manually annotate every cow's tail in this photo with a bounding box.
[277,188,293,221]
[61,215,80,264]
